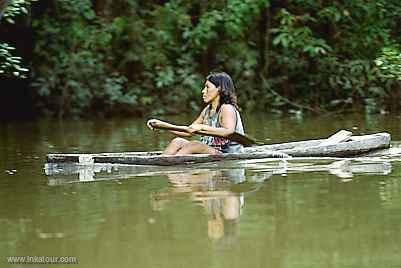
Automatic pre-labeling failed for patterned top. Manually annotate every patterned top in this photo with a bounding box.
[200,104,244,153]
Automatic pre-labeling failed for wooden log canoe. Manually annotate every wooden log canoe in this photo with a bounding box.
[45,132,391,166]
[244,132,391,157]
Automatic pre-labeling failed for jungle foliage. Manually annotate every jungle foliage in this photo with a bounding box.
[376,46,401,81]
[25,0,401,116]
[0,0,34,78]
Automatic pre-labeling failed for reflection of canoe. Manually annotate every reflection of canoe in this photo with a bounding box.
[46,132,391,166]
[45,158,392,185]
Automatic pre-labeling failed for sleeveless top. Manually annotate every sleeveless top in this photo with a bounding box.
[200,104,245,153]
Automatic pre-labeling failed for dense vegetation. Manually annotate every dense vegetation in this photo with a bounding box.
[0,0,32,78]
[2,0,401,118]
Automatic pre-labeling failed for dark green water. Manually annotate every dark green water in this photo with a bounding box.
[1,113,401,268]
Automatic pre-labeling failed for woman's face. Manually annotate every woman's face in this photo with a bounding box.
[202,80,220,104]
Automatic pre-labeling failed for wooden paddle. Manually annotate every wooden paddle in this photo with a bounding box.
[147,119,260,147]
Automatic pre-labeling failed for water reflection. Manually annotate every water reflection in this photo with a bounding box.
[378,175,401,209]
[4,115,401,267]
[244,158,392,181]
[44,158,393,186]
[151,169,250,244]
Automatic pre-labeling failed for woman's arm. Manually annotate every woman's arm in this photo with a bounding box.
[168,130,192,137]
[169,107,208,137]
[147,119,192,137]
[147,107,207,137]
[189,104,236,137]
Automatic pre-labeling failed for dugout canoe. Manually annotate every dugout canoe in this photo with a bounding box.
[45,132,391,166]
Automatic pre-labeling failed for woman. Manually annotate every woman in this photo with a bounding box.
[147,72,244,155]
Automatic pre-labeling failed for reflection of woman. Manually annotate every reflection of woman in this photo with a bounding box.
[205,193,242,242]
[151,169,245,242]
[147,72,245,155]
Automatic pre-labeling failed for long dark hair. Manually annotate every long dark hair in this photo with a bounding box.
[206,72,239,110]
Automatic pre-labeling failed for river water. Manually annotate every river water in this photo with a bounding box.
[1,113,401,267]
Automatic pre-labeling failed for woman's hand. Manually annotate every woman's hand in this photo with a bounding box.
[188,123,204,134]
[147,119,163,130]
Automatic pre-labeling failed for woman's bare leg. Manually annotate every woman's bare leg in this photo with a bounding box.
[176,141,220,155]
[223,196,241,220]
[163,137,190,155]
